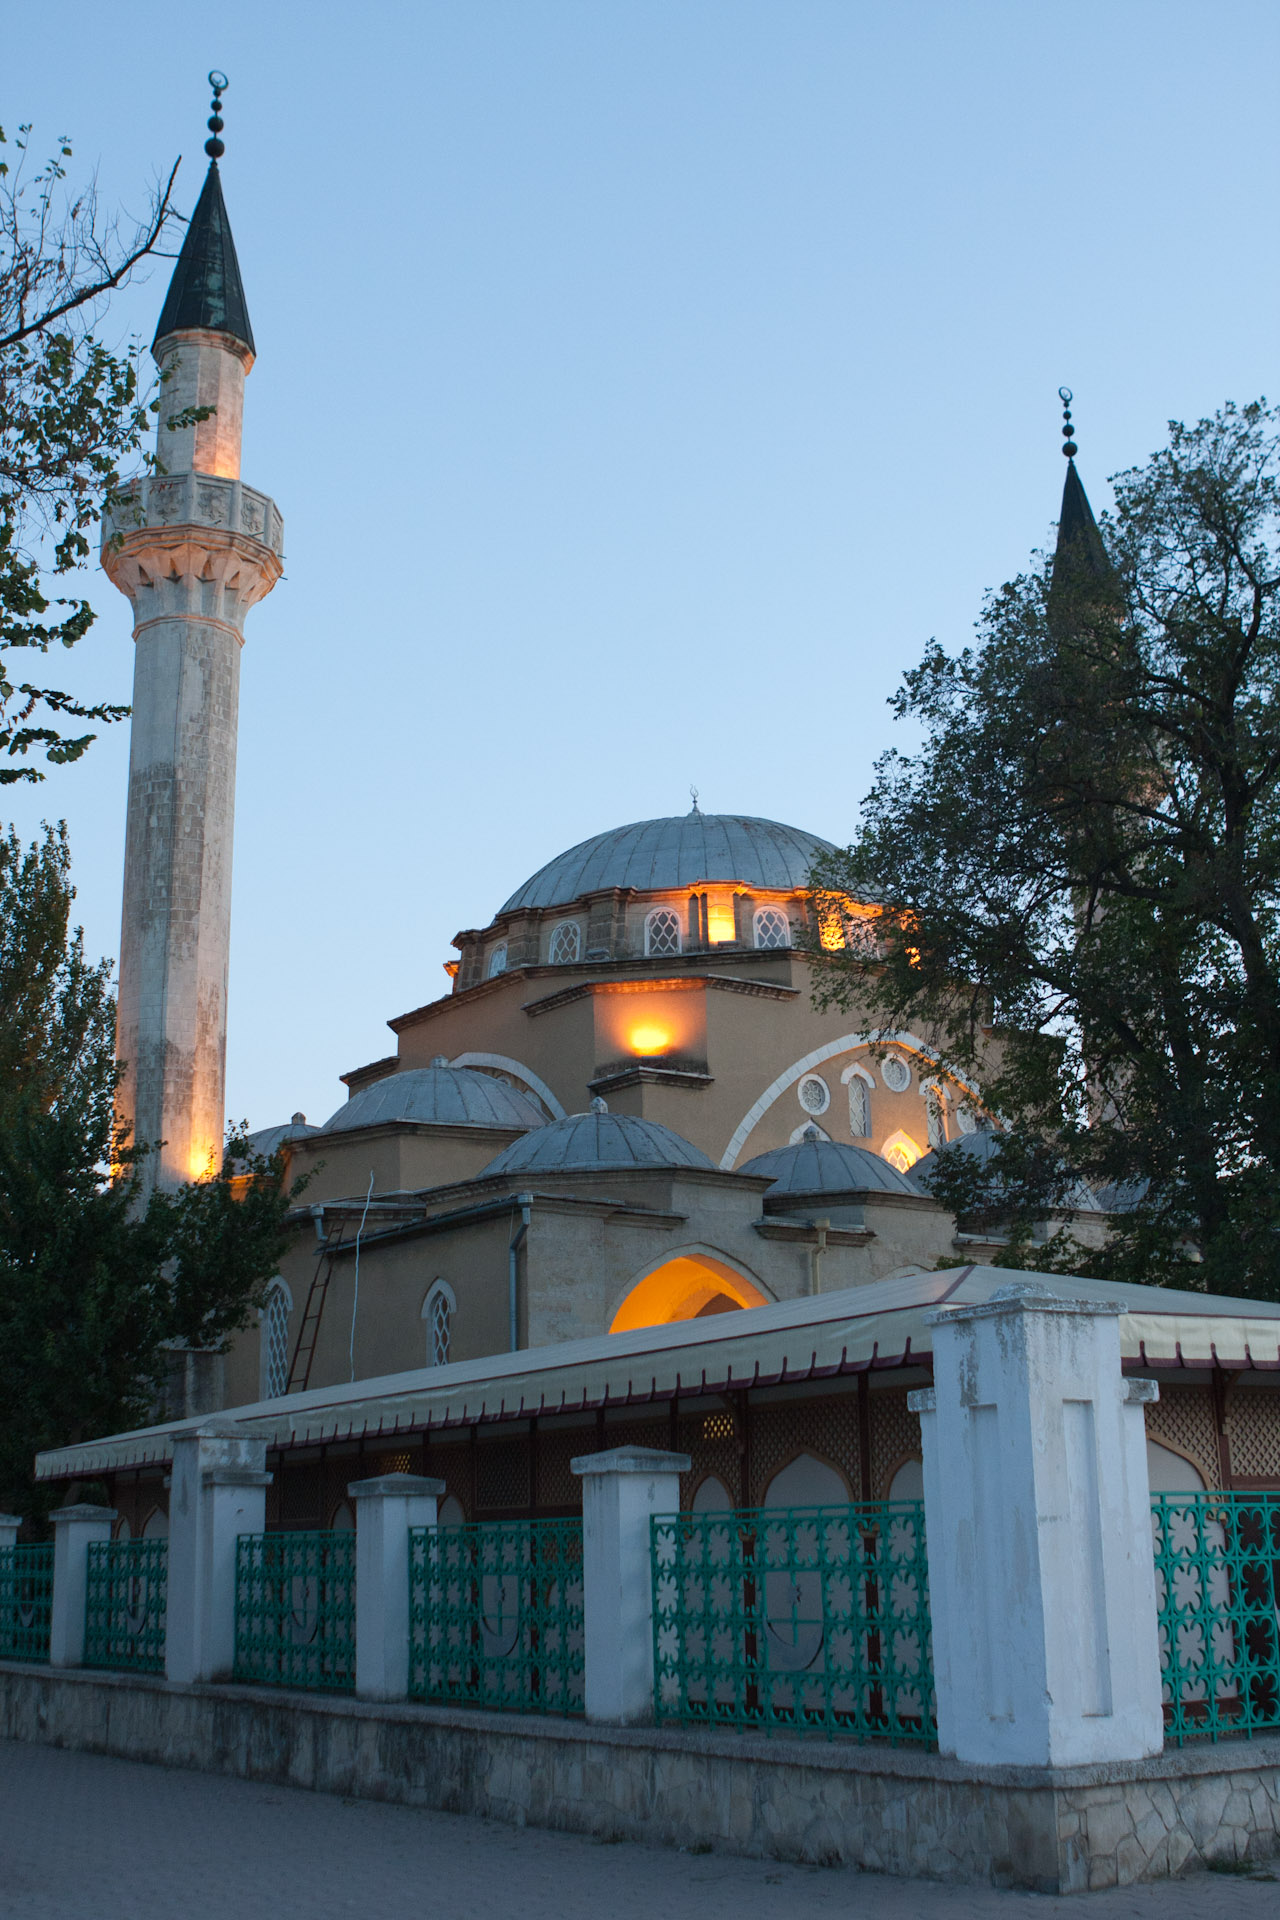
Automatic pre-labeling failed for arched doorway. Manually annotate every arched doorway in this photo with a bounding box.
[608,1255,769,1334]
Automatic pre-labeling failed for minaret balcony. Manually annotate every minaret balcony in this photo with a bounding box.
[102,474,284,625]
[103,473,283,557]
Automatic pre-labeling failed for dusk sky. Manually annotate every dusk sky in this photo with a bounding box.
[8,1,1278,1131]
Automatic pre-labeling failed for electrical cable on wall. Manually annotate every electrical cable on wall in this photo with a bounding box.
[349,1171,375,1383]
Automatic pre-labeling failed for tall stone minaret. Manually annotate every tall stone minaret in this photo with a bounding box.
[103,80,282,1192]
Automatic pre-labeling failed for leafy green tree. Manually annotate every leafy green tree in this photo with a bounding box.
[811,401,1280,1297]
[1,121,181,783]
[0,825,301,1522]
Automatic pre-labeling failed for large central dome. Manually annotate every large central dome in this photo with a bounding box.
[499,811,836,915]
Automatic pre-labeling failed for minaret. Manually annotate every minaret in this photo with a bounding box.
[103,76,282,1192]
[1051,387,1111,587]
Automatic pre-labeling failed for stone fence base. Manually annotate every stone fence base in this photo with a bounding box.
[1,1661,1278,1893]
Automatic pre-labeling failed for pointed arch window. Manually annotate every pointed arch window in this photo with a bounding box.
[548,921,582,965]
[753,906,790,950]
[488,943,508,979]
[644,909,682,957]
[261,1280,291,1400]
[423,1279,457,1368]
[922,1080,948,1149]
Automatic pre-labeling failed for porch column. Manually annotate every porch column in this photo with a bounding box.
[167,1420,272,1685]
[0,1515,21,1550]
[348,1473,444,1701]
[909,1282,1162,1767]
[571,1446,689,1725]
[49,1504,115,1668]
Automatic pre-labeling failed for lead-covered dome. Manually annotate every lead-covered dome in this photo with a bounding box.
[499,810,835,914]
[741,1136,923,1198]
[322,1067,546,1135]
[478,1109,715,1178]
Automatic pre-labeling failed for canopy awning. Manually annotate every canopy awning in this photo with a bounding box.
[36,1264,1280,1480]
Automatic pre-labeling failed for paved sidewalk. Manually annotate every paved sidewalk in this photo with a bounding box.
[0,1740,1276,1918]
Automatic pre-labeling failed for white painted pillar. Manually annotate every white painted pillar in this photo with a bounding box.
[0,1515,21,1550]
[570,1447,689,1725]
[909,1283,1163,1768]
[167,1420,271,1685]
[348,1473,444,1701]
[49,1505,115,1668]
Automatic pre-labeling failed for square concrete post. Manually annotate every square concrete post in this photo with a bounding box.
[49,1505,115,1668]
[0,1515,21,1550]
[167,1420,272,1685]
[571,1447,690,1725]
[908,1282,1163,1767]
[348,1473,444,1701]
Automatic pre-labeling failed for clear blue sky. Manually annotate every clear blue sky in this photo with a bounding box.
[7,1,1278,1131]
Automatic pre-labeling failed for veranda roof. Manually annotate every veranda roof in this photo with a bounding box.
[35,1264,1280,1480]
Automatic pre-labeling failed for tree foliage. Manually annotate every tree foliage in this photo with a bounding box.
[0,826,302,1521]
[0,122,181,783]
[811,401,1280,1297]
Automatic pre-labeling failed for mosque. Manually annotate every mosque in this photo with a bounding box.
[44,96,1280,1535]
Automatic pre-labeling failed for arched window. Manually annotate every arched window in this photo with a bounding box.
[548,921,582,965]
[922,1082,947,1149]
[753,906,790,951]
[488,943,508,979]
[881,1129,922,1174]
[797,1072,830,1116]
[261,1280,291,1400]
[847,1075,870,1138]
[644,908,682,957]
[422,1279,456,1368]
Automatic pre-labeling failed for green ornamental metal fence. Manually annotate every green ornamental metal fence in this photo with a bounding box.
[233,1531,356,1691]
[408,1519,584,1715]
[1152,1491,1280,1745]
[84,1538,167,1673]
[0,1545,54,1662]
[652,1500,935,1743]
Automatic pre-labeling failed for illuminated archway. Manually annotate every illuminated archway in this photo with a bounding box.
[609,1254,770,1334]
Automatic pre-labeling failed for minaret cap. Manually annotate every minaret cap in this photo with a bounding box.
[152,73,255,355]
[1052,388,1110,585]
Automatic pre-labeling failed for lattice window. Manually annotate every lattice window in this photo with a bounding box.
[847,1076,871,1138]
[548,922,582,965]
[1144,1387,1221,1490]
[476,1438,531,1511]
[263,1284,290,1400]
[798,1073,830,1116]
[1225,1389,1280,1481]
[750,1398,860,1506]
[753,906,790,951]
[923,1086,946,1149]
[488,943,508,978]
[645,909,682,957]
[869,1388,922,1499]
[428,1290,451,1367]
[881,1054,912,1093]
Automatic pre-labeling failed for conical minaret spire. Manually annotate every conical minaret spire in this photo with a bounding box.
[103,74,283,1193]
[1051,388,1111,587]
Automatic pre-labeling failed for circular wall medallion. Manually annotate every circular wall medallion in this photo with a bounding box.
[797,1073,831,1115]
[880,1055,911,1094]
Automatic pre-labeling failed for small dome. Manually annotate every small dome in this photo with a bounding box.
[740,1137,922,1198]
[499,810,835,914]
[478,1110,715,1178]
[322,1067,546,1135]
[913,1132,1101,1212]
[240,1117,321,1159]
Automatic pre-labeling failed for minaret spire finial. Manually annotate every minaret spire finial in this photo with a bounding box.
[205,70,228,161]
[1059,386,1078,460]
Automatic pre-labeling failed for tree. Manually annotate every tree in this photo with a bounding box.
[0,825,302,1522]
[810,401,1280,1298]
[1,121,182,784]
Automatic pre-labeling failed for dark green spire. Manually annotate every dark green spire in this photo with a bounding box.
[1051,390,1111,588]
[152,160,255,355]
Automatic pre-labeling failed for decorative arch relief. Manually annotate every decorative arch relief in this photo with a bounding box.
[447,1052,566,1120]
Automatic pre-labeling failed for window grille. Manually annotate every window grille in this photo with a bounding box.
[924,1088,946,1149]
[645,909,682,957]
[548,922,581,965]
[652,1500,934,1744]
[409,1519,584,1716]
[0,1545,53,1662]
[753,907,790,950]
[848,1077,871,1138]
[263,1284,290,1400]
[429,1289,451,1368]
[798,1074,830,1116]
[234,1531,355,1692]
[488,943,508,979]
[880,1055,912,1093]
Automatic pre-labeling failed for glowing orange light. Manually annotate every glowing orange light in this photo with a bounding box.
[819,915,846,952]
[706,897,737,943]
[881,1130,923,1173]
[627,1023,673,1055]
[609,1256,770,1332]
